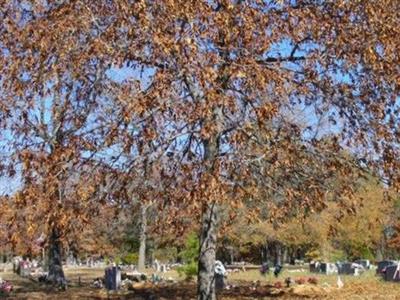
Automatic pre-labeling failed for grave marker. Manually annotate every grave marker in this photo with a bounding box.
[18,260,31,277]
[215,261,226,291]
[153,259,160,272]
[377,260,397,275]
[320,263,338,275]
[105,267,121,290]
[161,264,167,273]
[309,262,320,273]
[354,259,370,270]
[337,262,364,276]
[384,264,400,282]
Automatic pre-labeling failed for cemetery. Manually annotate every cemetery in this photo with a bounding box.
[1,255,400,298]
[1,0,400,299]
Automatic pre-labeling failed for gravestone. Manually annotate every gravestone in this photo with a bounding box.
[66,255,76,266]
[294,259,305,265]
[383,264,400,282]
[30,259,38,268]
[337,262,351,275]
[153,259,160,272]
[337,262,364,276]
[274,264,282,277]
[215,274,224,291]
[352,263,365,276]
[12,262,18,274]
[377,260,397,275]
[354,259,370,270]
[161,264,167,273]
[309,262,321,273]
[87,257,93,267]
[105,267,121,290]
[260,262,269,276]
[18,260,31,277]
[123,270,147,282]
[215,261,226,291]
[12,257,22,274]
[320,263,338,275]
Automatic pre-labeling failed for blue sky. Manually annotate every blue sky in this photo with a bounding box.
[0,62,156,196]
[0,35,366,196]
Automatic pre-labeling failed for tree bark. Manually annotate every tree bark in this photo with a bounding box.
[229,247,234,265]
[282,246,288,264]
[275,242,282,266]
[138,204,147,271]
[46,228,66,287]
[176,245,183,264]
[198,202,218,300]
[261,243,269,264]
[196,28,224,297]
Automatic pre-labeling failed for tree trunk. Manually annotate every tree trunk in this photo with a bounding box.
[197,202,218,300]
[196,46,223,298]
[261,243,268,264]
[176,245,182,264]
[46,228,66,287]
[289,247,295,265]
[275,242,282,266]
[138,204,147,271]
[282,246,288,264]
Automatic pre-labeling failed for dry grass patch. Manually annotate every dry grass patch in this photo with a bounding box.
[1,267,400,299]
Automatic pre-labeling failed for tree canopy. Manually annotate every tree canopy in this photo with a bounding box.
[1,1,400,298]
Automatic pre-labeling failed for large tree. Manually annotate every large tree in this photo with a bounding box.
[1,1,400,298]
[0,1,120,284]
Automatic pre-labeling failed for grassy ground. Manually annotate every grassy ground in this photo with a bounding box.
[1,266,400,299]
[225,268,400,299]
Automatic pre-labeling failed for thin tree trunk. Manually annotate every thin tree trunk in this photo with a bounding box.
[196,31,224,297]
[138,204,147,271]
[261,243,268,264]
[289,247,295,265]
[282,246,288,264]
[46,228,66,287]
[275,242,282,266]
[176,245,182,264]
[198,202,218,300]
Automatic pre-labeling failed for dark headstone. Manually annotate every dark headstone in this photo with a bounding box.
[384,264,400,282]
[320,263,338,275]
[310,262,320,273]
[274,264,282,277]
[215,274,225,291]
[260,263,269,275]
[338,263,354,275]
[377,260,397,275]
[105,267,121,290]
[319,263,328,273]
[354,259,370,269]
[337,263,364,276]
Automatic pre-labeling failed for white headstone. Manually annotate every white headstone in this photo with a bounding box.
[154,259,160,272]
